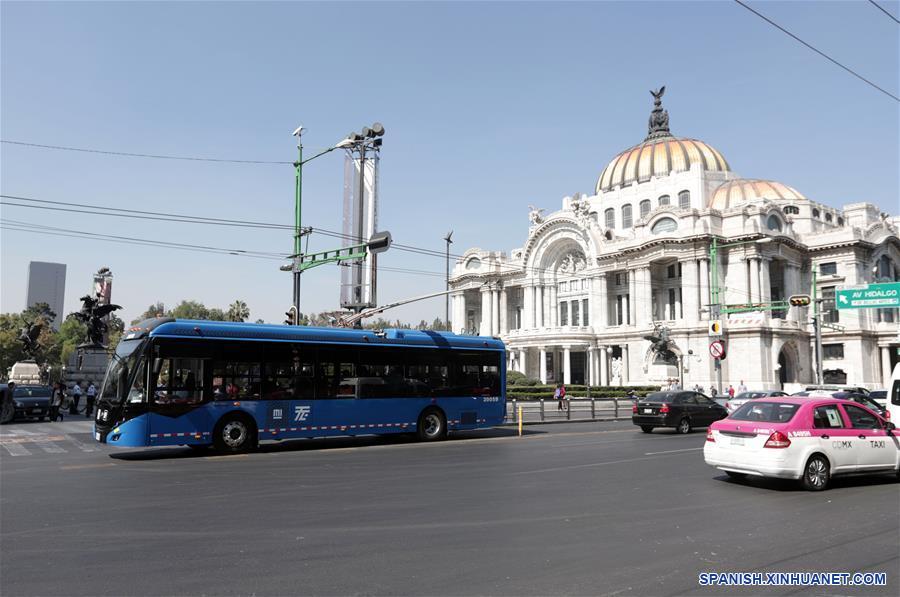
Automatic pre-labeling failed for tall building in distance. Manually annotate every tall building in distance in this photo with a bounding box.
[26,261,67,330]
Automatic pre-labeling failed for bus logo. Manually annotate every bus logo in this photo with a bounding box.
[294,405,311,422]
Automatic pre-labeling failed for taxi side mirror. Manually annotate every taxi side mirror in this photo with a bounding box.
[884,421,896,433]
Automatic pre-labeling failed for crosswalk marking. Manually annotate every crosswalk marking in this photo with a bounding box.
[2,442,32,456]
[63,434,97,452]
[33,440,67,454]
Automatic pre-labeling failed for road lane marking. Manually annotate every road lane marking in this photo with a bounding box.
[0,435,66,443]
[34,440,67,454]
[2,442,32,456]
[64,434,98,452]
[60,463,117,470]
[644,447,704,455]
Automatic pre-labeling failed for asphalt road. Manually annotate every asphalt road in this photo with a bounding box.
[1,418,898,596]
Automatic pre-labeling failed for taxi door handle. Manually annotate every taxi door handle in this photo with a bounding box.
[820,434,829,439]
[858,434,866,439]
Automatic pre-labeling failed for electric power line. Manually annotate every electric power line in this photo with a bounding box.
[0,140,292,165]
[733,0,900,102]
[868,0,900,24]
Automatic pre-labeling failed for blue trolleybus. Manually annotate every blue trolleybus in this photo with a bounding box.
[93,318,505,452]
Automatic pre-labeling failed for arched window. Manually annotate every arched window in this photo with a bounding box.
[604,230,613,240]
[784,205,800,215]
[678,190,690,209]
[604,208,615,229]
[622,204,633,228]
[658,194,670,206]
[825,213,833,223]
[651,217,677,234]
[767,215,783,231]
[640,199,651,218]
[837,217,844,226]
[465,258,481,270]
[812,208,820,218]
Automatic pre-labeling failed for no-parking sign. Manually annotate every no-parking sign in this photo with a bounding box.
[709,340,726,360]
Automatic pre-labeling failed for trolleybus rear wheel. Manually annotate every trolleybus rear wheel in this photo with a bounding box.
[416,408,447,442]
[213,414,257,453]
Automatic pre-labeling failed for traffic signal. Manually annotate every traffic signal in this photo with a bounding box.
[284,306,298,326]
[789,294,811,307]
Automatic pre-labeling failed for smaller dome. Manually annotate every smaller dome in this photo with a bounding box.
[710,179,806,210]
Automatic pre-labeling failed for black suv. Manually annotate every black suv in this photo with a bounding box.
[632,390,728,434]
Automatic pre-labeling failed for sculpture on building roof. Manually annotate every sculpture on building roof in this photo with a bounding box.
[528,205,545,226]
[647,86,671,140]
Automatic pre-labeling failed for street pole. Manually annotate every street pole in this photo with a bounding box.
[444,231,453,329]
[812,268,824,384]
[709,236,723,394]
[293,138,303,324]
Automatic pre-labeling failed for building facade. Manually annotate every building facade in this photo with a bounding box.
[449,91,900,391]
[26,261,67,330]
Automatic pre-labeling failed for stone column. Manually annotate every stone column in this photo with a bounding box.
[639,267,654,326]
[549,285,558,327]
[491,289,500,335]
[882,347,892,387]
[622,345,630,384]
[586,347,593,386]
[450,292,463,333]
[628,269,637,325]
[597,274,608,329]
[600,347,609,386]
[519,348,527,375]
[563,347,571,385]
[750,258,762,305]
[542,284,550,327]
[522,284,533,330]
[480,288,492,336]
[699,258,710,320]
[682,259,699,323]
[539,347,548,384]
[499,288,508,335]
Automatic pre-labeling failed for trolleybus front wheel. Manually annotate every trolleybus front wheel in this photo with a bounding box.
[213,413,258,453]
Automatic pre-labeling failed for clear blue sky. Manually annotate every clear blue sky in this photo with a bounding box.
[2,1,898,325]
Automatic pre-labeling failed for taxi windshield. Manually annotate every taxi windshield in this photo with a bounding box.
[731,401,799,423]
[99,339,145,404]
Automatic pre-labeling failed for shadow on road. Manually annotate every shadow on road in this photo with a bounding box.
[713,472,898,492]
[108,425,543,461]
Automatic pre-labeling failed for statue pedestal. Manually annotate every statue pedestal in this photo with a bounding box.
[9,361,43,385]
[65,345,110,389]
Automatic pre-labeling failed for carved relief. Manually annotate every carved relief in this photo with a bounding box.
[557,250,587,274]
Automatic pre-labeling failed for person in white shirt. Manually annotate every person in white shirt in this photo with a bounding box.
[85,383,97,418]
[70,381,83,415]
[737,380,748,394]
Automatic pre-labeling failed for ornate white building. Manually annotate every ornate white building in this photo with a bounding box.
[449,89,900,391]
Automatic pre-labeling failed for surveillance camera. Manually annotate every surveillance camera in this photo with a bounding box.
[292,125,305,137]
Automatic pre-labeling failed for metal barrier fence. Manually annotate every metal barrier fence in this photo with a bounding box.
[504,398,627,424]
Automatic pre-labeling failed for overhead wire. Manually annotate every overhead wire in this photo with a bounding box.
[868,0,900,24]
[0,140,293,165]
[733,0,900,102]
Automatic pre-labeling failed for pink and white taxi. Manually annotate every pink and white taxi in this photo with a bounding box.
[704,397,900,490]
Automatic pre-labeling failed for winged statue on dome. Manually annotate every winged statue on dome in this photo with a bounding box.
[528,205,545,226]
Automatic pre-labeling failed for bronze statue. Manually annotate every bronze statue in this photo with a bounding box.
[17,321,43,358]
[647,86,671,139]
[70,294,122,347]
[643,324,678,364]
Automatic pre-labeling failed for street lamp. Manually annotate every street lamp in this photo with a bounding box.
[288,125,378,324]
[444,231,453,328]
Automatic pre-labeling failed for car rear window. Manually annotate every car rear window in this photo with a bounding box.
[730,401,799,423]
[14,387,51,398]
[644,392,677,403]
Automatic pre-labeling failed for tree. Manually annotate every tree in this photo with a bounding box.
[105,314,126,353]
[0,312,27,377]
[169,300,210,320]
[226,300,250,322]
[56,317,87,364]
[133,302,166,324]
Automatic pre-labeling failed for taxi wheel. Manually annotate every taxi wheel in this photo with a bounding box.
[676,418,692,434]
[640,426,654,433]
[801,454,830,491]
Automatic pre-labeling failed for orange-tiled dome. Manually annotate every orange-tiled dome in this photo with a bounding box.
[710,179,806,210]
[595,137,730,194]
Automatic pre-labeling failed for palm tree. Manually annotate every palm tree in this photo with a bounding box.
[226,300,250,322]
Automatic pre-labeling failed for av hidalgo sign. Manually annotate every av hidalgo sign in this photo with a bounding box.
[835,282,900,310]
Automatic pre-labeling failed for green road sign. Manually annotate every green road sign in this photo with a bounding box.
[835,282,900,310]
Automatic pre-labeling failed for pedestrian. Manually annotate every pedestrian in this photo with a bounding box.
[70,380,82,415]
[627,389,637,405]
[1,381,16,424]
[50,382,66,422]
[710,385,718,399]
[555,384,564,411]
[738,380,747,393]
[85,382,97,418]
[727,384,735,398]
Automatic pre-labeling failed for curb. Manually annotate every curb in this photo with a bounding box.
[499,417,629,427]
